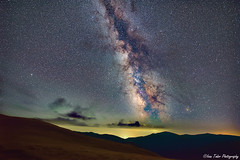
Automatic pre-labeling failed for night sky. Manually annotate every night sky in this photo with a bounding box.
[1,0,240,136]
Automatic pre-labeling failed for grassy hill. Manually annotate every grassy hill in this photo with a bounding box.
[0,114,172,160]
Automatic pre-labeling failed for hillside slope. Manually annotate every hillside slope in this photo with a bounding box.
[0,114,171,160]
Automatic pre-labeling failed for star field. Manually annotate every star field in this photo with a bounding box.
[0,0,239,129]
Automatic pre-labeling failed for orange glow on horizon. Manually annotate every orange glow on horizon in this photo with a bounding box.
[54,124,240,139]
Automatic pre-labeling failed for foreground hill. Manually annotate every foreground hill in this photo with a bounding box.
[83,131,240,160]
[0,114,171,160]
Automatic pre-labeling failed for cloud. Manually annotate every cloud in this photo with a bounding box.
[108,119,141,127]
[118,121,140,127]
[48,98,96,121]
[51,98,67,106]
[49,98,73,114]
[43,117,88,126]
[66,111,95,120]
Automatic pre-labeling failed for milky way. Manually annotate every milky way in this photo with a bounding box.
[1,0,239,129]
[95,0,170,122]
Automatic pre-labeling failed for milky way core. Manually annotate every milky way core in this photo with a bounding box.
[95,0,170,123]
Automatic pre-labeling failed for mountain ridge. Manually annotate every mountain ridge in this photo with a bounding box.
[0,114,172,160]
[82,130,240,160]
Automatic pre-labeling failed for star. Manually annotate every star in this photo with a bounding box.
[186,107,191,112]
[0,0,239,130]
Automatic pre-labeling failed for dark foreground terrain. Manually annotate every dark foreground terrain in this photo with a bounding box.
[0,114,171,160]
[82,131,240,160]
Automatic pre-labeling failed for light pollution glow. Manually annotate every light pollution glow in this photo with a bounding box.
[55,124,240,139]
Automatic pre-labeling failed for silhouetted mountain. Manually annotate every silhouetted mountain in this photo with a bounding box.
[83,131,240,160]
[127,132,240,159]
[0,114,172,160]
[80,132,125,143]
